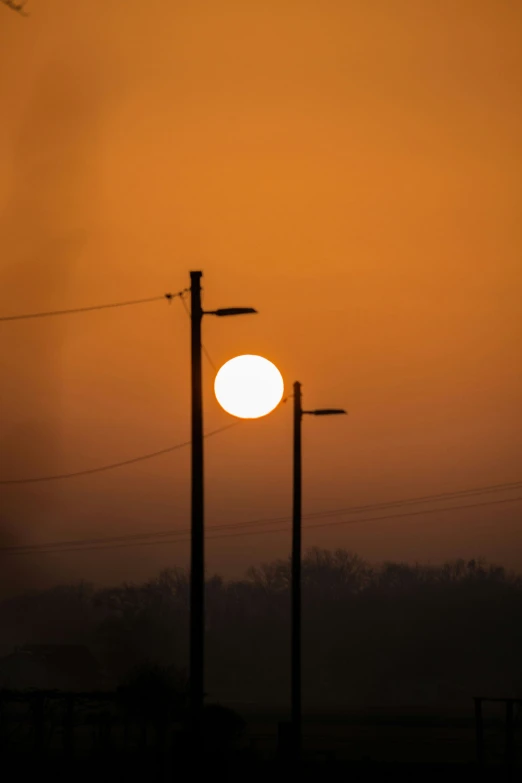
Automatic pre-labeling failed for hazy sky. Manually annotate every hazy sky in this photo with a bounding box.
[0,0,521,592]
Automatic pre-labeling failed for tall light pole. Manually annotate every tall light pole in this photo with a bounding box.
[189,270,257,748]
[292,380,346,759]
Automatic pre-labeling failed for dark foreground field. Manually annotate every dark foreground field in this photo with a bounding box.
[2,706,520,782]
[2,753,518,783]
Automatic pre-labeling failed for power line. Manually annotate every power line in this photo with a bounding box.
[3,484,521,556]
[287,480,522,522]
[302,494,522,533]
[202,343,218,372]
[202,479,522,533]
[194,480,522,535]
[3,483,503,549]
[180,292,191,320]
[0,287,228,486]
[0,291,188,322]
[118,493,520,551]
[0,423,240,485]
[199,494,522,545]
[4,494,522,556]
[179,293,217,371]
[4,480,522,550]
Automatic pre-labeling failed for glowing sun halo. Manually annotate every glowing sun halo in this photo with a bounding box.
[214,355,284,419]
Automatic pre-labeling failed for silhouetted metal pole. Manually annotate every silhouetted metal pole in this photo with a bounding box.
[190,270,204,741]
[292,381,303,758]
[291,388,346,760]
[188,271,257,752]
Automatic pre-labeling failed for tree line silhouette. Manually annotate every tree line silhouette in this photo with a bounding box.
[1,548,521,710]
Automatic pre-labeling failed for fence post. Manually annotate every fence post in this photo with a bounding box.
[506,699,514,773]
[474,697,484,767]
[64,694,75,759]
[32,693,45,756]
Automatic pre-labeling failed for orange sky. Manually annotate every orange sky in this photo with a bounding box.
[0,0,521,593]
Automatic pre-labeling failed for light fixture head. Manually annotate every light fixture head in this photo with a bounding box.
[205,307,258,317]
[304,408,347,416]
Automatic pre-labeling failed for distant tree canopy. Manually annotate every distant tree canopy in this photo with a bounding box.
[1,549,521,710]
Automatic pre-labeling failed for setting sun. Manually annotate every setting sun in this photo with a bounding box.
[214,355,284,419]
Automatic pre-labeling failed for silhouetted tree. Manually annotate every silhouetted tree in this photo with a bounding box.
[117,660,187,750]
[2,549,522,711]
[93,568,188,682]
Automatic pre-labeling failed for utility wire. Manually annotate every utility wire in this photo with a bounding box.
[0,423,239,485]
[300,494,522,534]
[179,293,217,371]
[3,288,520,554]
[3,480,522,550]
[283,480,522,522]
[2,494,521,556]
[2,483,521,555]
[163,494,522,548]
[0,287,225,486]
[0,291,188,322]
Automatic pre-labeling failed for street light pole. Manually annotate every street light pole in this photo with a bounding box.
[291,382,346,760]
[190,271,204,742]
[292,381,303,757]
[188,270,257,751]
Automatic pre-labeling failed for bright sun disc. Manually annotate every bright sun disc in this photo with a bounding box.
[214,355,284,419]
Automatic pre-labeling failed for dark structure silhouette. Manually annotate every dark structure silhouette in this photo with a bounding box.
[290,381,346,756]
[188,270,256,750]
[1,551,522,777]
